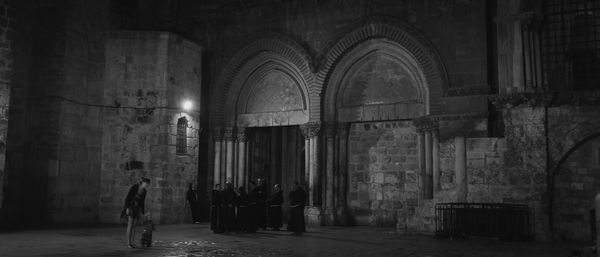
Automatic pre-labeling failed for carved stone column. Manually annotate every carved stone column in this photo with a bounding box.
[433,130,441,193]
[417,132,425,201]
[307,121,321,207]
[223,127,234,183]
[212,127,223,186]
[424,131,433,199]
[415,117,438,200]
[302,121,322,225]
[455,136,467,202]
[336,122,350,225]
[323,123,336,225]
[236,128,247,188]
[300,124,310,188]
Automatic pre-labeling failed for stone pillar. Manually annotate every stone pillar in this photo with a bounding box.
[424,131,433,199]
[301,125,311,188]
[415,117,438,200]
[455,137,467,202]
[224,127,234,183]
[336,122,350,225]
[417,132,426,201]
[237,128,247,188]
[324,123,336,225]
[213,127,223,186]
[302,121,322,225]
[433,131,441,193]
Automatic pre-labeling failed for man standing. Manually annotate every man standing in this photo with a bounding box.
[267,184,283,231]
[186,182,201,223]
[287,181,306,236]
[220,182,237,233]
[251,178,267,230]
[210,184,221,233]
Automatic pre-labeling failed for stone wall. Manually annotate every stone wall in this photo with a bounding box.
[45,0,109,224]
[100,31,201,224]
[190,0,489,91]
[554,137,600,241]
[347,121,419,226]
[0,0,13,208]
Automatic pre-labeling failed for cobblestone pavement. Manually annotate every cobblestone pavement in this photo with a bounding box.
[0,223,587,257]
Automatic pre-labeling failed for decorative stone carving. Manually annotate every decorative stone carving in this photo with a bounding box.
[307,121,322,138]
[300,121,322,138]
[223,127,234,141]
[236,127,247,142]
[413,116,439,133]
[490,92,555,109]
[212,127,223,141]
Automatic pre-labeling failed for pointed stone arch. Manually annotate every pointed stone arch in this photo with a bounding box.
[316,18,449,121]
[210,34,315,127]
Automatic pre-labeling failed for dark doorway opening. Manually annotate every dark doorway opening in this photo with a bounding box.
[247,126,305,223]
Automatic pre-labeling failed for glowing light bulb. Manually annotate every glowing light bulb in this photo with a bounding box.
[182,100,193,111]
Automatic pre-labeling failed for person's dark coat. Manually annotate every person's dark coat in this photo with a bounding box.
[247,187,259,233]
[267,190,283,229]
[121,184,146,219]
[287,186,306,233]
[220,186,237,232]
[251,184,267,229]
[235,190,251,232]
[210,189,221,232]
[186,184,201,222]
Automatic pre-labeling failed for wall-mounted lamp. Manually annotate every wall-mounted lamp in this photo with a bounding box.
[182,100,193,111]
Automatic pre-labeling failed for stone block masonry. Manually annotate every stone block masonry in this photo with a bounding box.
[100,31,201,224]
[348,121,418,226]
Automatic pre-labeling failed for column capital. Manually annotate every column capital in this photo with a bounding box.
[223,127,234,141]
[414,116,439,134]
[236,127,247,142]
[212,127,224,141]
[301,121,322,138]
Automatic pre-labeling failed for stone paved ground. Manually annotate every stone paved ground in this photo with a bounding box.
[0,223,588,257]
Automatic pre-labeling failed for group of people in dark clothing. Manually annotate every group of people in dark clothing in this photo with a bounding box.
[210,178,307,235]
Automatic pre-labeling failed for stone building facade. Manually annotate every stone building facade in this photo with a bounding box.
[0,0,598,243]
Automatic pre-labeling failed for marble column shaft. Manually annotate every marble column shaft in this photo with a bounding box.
[237,128,247,188]
[424,131,433,199]
[213,128,223,186]
[224,127,234,183]
[455,137,467,202]
[325,124,335,210]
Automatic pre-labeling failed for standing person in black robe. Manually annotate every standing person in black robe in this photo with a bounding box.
[287,181,306,235]
[247,181,258,233]
[251,178,268,230]
[267,184,283,231]
[210,184,221,233]
[220,182,237,233]
[235,186,250,232]
[186,182,201,223]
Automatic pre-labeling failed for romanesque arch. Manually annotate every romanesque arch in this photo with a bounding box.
[316,18,449,226]
[316,17,449,121]
[210,34,315,127]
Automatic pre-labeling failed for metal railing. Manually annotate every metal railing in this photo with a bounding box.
[435,203,534,241]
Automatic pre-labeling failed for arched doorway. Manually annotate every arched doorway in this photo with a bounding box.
[554,134,600,242]
[318,18,448,226]
[209,35,315,223]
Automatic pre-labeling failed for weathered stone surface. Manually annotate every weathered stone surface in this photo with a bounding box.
[554,136,600,241]
[99,31,201,224]
[348,121,417,226]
